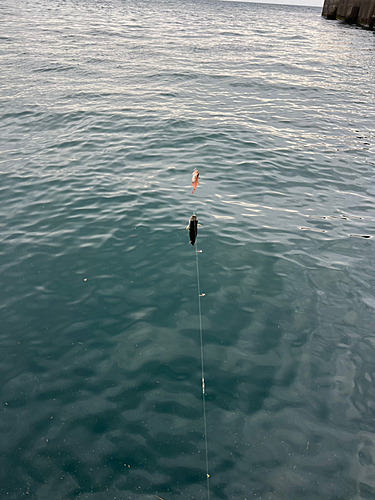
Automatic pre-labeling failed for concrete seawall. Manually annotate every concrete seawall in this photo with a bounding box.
[322,0,375,28]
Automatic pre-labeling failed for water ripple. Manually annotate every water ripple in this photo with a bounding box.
[1,0,375,499]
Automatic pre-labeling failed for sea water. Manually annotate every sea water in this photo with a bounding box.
[1,0,375,498]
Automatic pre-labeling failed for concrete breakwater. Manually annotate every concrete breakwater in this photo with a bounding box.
[322,0,375,28]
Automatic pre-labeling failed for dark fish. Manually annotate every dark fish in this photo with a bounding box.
[186,214,198,247]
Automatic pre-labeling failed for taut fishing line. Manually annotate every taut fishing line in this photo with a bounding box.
[195,220,210,500]
[187,168,210,499]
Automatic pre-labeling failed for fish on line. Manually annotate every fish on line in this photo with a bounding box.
[191,168,199,194]
[186,214,198,247]
[186,214,202,247]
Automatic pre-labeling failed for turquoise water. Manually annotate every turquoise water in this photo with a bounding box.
[1,0,375,498]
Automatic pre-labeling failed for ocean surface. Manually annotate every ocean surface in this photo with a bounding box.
[1,0,375,499]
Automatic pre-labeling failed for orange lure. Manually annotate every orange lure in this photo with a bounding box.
[191,168,199,194]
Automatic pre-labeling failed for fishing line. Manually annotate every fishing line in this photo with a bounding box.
[195,230,210,500]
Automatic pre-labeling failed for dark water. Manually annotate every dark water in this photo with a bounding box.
[1,0,375,498]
